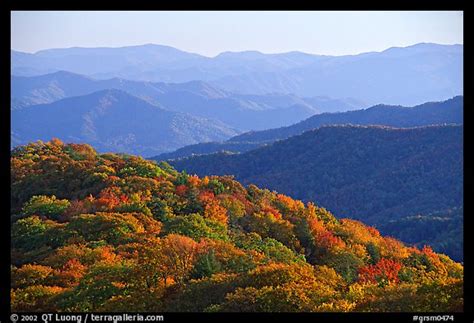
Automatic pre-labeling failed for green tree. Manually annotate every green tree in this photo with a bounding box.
[366,242,381,265]
[163,213,228,241]
[191,250,222,279]
[22,195,71,221]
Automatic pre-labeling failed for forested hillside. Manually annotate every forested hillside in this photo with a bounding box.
[10,140,462,312]
[231,96,463,143]
[152,96,463,161]
[11,140,463,312]
[170,125,463,260]
[153,141,263,161]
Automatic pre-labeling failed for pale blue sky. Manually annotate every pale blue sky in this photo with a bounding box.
[11,11,463,57]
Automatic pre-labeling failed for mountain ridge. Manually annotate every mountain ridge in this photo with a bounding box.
[12,71,364,130]
[168,124,463,260]
[13,41,461,58]
[152,96,463,161]
[11,89,239,156]
[12,42,462,106]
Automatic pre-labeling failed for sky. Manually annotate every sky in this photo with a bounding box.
[11,11,463,57]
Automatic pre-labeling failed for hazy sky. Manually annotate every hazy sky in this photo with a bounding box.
[11,11,463,57]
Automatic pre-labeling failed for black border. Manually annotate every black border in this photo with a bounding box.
[462,3,472,320]
[2,2,471,323]
[2,1,12,321]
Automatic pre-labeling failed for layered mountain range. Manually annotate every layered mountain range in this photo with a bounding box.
[11,71,363,132]
[13,42,462,106]
[11,89,239,156]
[153,96,463,161]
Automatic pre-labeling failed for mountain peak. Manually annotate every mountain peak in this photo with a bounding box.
[34,43,204,59]
[49,70,94,80]
[12,89,238,156]
[215,50,265,59]
[83,88,146,104]
[381,42,463,56]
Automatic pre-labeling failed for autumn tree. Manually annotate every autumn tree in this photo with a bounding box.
[137,234,200,288]
[358,258,403,286]
[9,141,464,313]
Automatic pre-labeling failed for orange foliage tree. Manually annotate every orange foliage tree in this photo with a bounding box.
[204,200,228,225]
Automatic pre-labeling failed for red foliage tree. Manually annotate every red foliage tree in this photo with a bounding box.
[95,187,123,211]
[175,184,188,196]
[198,190,215,205]
[358,258,402,284]
[307,217,345,250]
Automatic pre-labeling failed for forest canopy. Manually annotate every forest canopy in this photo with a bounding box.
[10,140,463,312]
